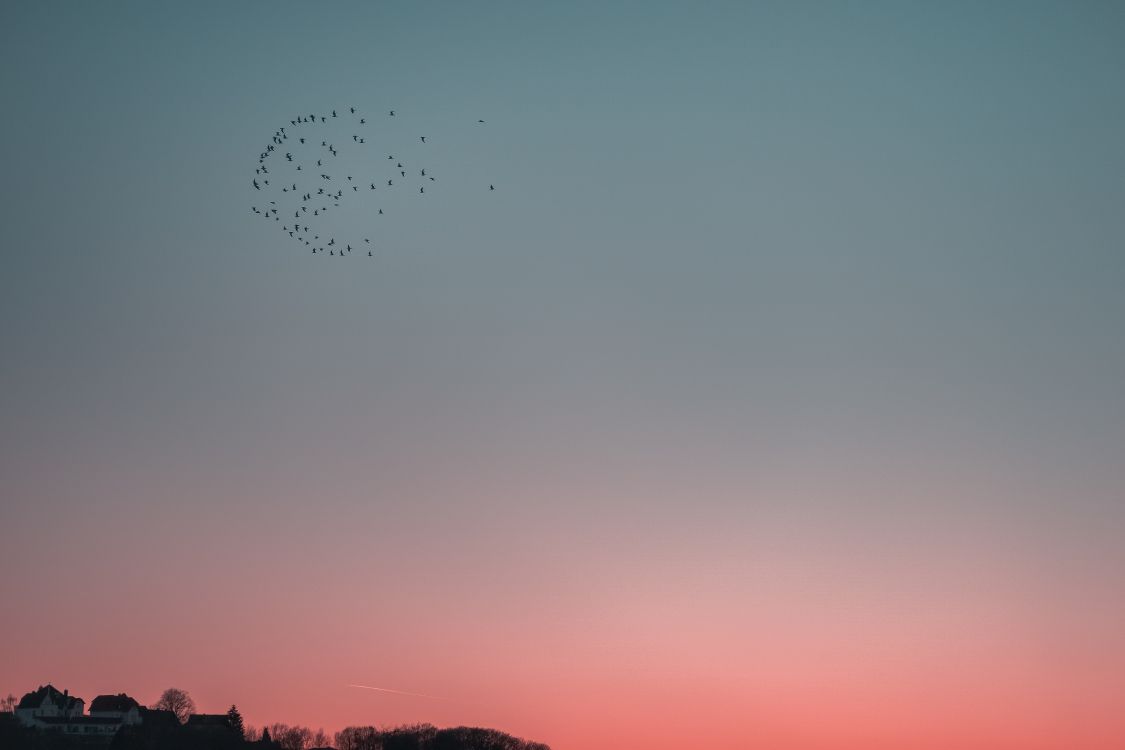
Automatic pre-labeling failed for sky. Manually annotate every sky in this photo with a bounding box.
[2,1,1125,748]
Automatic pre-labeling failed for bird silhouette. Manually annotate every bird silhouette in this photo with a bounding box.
[253,105,495,261]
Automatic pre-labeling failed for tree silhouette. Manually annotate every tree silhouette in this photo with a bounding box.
[0,694,16,713]
[267,723,313,750]
[227,706,245,739]
[153,688,196,724]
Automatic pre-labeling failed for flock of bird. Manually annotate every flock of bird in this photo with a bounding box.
[250,107,492,258]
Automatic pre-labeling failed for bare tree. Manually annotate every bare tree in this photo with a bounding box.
[311,728,333,748]
[153,687,196,723]
[269,723,314,750]
[0,693,17,712]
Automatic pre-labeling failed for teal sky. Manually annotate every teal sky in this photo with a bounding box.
[3,3,1125,748]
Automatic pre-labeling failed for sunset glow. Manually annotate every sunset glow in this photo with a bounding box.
[3,2,1125,749]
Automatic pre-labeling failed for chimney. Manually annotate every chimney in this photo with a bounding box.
[64,690,68,697]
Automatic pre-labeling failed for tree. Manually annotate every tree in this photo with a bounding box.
[153,687,196,724]
[227,705,246,739]
[269,723,313,750]
[0,694,16,712]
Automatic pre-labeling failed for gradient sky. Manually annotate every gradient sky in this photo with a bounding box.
[3,2,1125,748]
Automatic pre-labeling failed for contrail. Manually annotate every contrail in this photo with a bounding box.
[347,683,446,700]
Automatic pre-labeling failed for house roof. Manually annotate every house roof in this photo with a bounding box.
[185,714,230,725]
[138,708,179,727]
[17,685,84,711]
[186,714,233,728]
[90,694,140,713]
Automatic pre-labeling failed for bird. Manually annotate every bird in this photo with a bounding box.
[252,107,494,261]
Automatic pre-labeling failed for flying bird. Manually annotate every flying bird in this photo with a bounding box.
[251,106,495,260]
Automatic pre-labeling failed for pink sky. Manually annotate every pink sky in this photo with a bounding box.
[5,455,1125,749]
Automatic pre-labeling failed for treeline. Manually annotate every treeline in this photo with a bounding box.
[0,714,549,750]
[334,724,549,750]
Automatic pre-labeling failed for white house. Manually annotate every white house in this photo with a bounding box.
[15,685,85,724]
[14,686,152,742]
[89,693,144,725]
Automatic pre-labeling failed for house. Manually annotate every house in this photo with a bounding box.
[186,713,234,730]
[137,707,179,727]
[15,684,85,725]
[15,687,160,743]
[89,693,143,725]
[26,715,122,740]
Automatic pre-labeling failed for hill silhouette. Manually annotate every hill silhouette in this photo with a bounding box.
[1,684,548,750]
